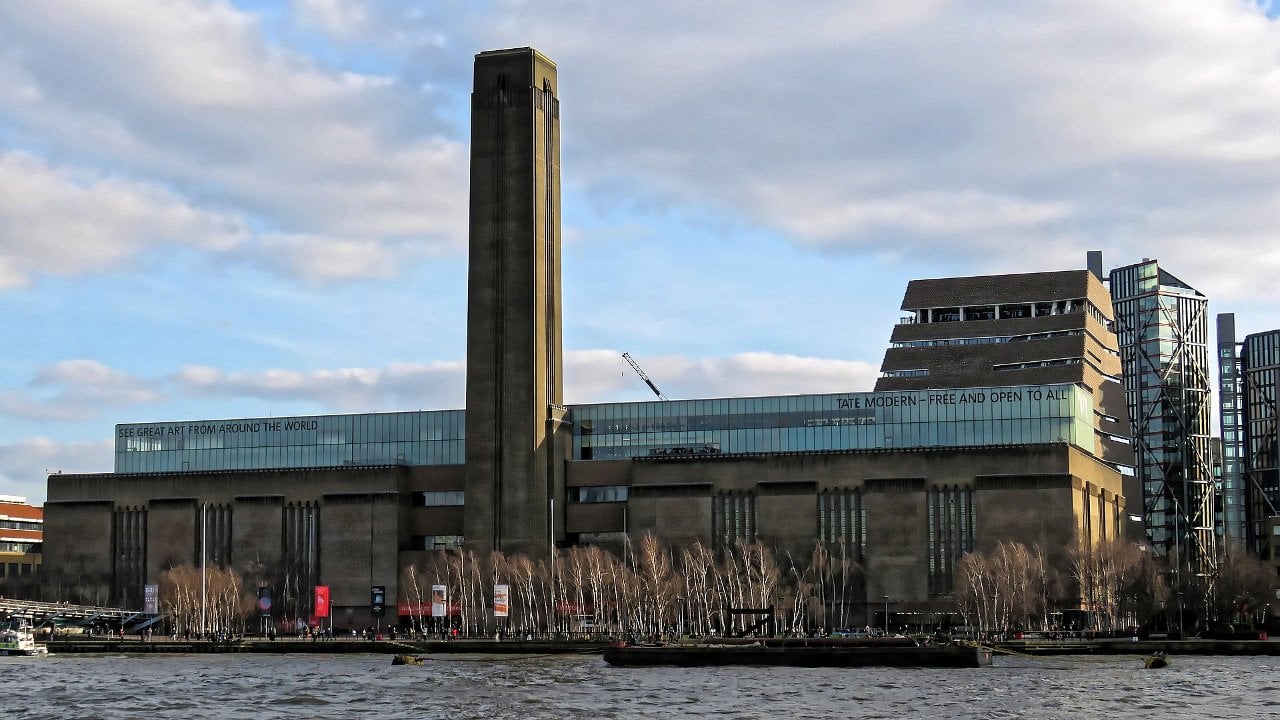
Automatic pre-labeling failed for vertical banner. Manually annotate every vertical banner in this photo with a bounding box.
[494,584,509,618]
[431,584,448,617]
[371,586,385,617]
[257,586,273,616]
[144,584,159,614]
[314,585,330,618]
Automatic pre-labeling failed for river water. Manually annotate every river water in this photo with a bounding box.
[7,652,1278,719]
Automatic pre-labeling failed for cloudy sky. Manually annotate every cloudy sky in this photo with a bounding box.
[4,1,1280,504]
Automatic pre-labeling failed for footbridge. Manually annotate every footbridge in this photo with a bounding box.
[0,598,162,631]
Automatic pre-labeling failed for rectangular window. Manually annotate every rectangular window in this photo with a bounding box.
[569,486,629,503]
[712,492,756,552]
[926,485,973,597]
[411,535,464,550]
[578,531,627,545]
[414,491,464,506]
[818,489,864,558]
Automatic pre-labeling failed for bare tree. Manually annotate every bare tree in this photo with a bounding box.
[1214,543,1275,629]
[1068,539,1144,633]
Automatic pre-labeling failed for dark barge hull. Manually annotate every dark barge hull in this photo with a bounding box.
[603,643,992,668]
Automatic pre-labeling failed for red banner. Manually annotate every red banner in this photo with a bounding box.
[398,600,462,617]
[314,585,330,618]
[556,601,593,615]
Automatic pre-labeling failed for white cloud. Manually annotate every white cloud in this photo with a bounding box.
[292,0,374,41]
[0,437,114,505]
[0,350,878,427]
[761,189,1076,245]
[564,350,879,404]
[7,1,1279,297]
[170,349,875,413]
[466,0,1280,299]
[253,233,428,283]
[173,361,468,411]
[0,152,247,288]
[0,1,468,287]
[0,360,163,421]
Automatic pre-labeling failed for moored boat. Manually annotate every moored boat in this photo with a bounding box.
[603,637,991,668]
[0,623,49,657]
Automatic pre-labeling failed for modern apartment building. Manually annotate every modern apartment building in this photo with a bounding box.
[1109,260,1215,582]
[1216,314,1248,545]
[1240,328,1280,550]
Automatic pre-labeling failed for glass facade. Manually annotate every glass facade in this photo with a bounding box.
[115,384,1096,474]
[115,410,465,473]
[1243,330,1280,550]
[572,384,1093,460]
[1216,314,1247,542]
[1110,260,1215,574]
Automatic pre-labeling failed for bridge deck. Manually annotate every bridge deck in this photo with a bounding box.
[0,598,155,626]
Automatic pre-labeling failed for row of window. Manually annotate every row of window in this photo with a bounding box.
[712,493,756,551]
[0,519,41,531]
[891,329,1085,349]
[580,418,1085,460]
[912,299,1088,324]
[992,357,1083,372]
[818,490,866,557]
[881,369,930,378]
[926,487,974,596]
[1245,331,1280,370]
[413,491,465,507]
[570,486,629,503]
[117,411,467,472]
[0,562,36,578]
[410,535,464,550]
[577,531,627,545]
[117,440,466,474]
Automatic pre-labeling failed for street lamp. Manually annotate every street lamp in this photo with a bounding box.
[883,595,890,636]
[200,501,207,637]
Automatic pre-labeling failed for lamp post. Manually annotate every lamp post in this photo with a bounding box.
[883,595,889,636]
[200,501,207,638]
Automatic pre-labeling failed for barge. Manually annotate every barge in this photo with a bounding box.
[603,637,991,668]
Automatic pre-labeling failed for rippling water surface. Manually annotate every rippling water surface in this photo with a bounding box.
[7,652,1280,719]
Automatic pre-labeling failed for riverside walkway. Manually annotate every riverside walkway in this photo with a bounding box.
[989,636,1280,657]
[46,636,609,655]
[39,634,1280,657]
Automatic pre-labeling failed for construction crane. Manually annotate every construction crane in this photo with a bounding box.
[622,352,669,401]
